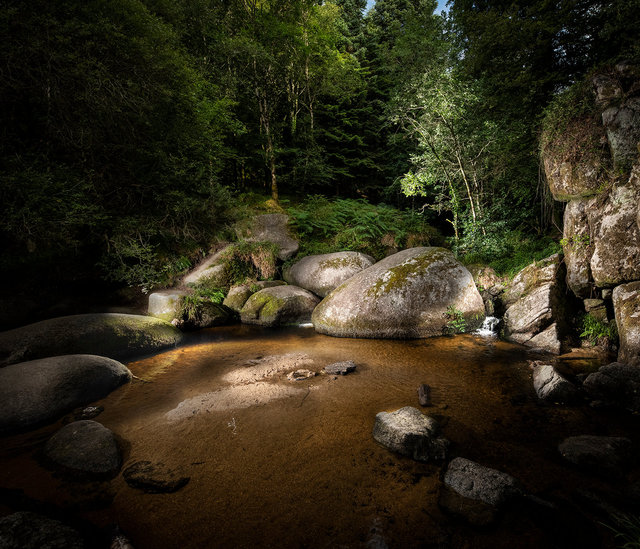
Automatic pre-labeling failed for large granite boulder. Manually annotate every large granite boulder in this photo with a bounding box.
[543,151,605,202]
[0,512,85,549]
[0,313,182,367]
[613,281,640,366]
[0,354,131,435]
[182,245,231,286]
[503,254,572,353]
[562,198,596,297]
[312,247,484,339]
[558,435,632,478]
[583,362,640,412]
[223,281,287,313]
[240,285,320,327]
[241,214,299,261]
[439,457,523,526]
[372,406,449,462]
[44,420,121,477]
[284,252,375,298]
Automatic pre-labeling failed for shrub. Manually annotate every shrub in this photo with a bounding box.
[580,313,618,346]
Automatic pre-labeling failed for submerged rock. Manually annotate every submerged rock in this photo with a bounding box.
[439,457,523,526]
[558,435,632,478]
[0,354,131,435]
[0,511,85,549]
[284,252,375,298]
[240,285,320,327]
[312,247,484,339]
[372,406,449,462]
[613,281,640,366]
[324,361,356,375]
[44,420,121,477]
[0,313,183,366]
[417,384,432,406]
[533,364,580,404]
[583,362,640,412]
[123,460,190,493]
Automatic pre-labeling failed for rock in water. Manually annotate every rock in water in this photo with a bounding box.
[0,511,84,549]
[439,457,523,526]
[324,361,356,375]
[123,461,190,493]
[44,420,122,477]
[312,247,484,339]
[0,354,131,435]
[284,252,375,297]
[223,281,287,313]
[372,406,449,462]
[583,362,640,412]
[240,286,320,327]
[417,384,432,406]
[558,435,632,478]
[0,313,183,366]
[532,364,580,404]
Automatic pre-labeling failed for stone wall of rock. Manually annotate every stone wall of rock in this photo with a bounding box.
[541,63,640,365]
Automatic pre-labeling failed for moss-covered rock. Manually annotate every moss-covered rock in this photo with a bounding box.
[148,289,190,322]
[613,281,640,366]
[223,281,287,313]
[0,313,183,366]
[284,252,375,297]
[0,354,131,434]
[240,285,320,327]
[311,247,484,339]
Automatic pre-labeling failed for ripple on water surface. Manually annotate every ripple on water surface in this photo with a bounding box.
[0,325,636,549]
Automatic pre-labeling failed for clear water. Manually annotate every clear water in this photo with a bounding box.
[0,326,636,548]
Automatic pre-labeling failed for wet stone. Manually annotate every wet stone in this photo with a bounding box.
[324,361,356,376]
[287,369,316,381]
[558,435,633,478]
[0,511,84,549]
[417,384,432,406]
[75,405,104,420]
[123,460,190,493]
[533,364,580,404]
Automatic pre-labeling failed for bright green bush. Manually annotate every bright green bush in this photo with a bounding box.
[580,313,618,346]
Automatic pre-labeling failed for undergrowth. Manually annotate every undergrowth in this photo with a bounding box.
[179,287,226,322]
[580,312,618,346]
[286,195,440,260]
[219,241,279,286]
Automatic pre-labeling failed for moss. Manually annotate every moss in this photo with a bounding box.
[319,256,363,270]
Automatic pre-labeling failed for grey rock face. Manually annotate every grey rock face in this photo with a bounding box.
[0,355,131,435]
[0,313,183,367]
[372,406,449,462]
[244,214,299,260]
[284,252,375,297]
[503,255,571,353]
[182,245,231,286]
[148,289,189,322]
[558,435,632,478]
[44,420,121,477]
[312,248,484,339]
[324,361,356,375]
[543,154,605,202]
[0,511,84,549]
[584,362,640,412]
[602,96,640,171]
[613,281,640,366]
[123,460,190,493]
[440,457,522,526]
[533,364,580,404]
[240,285,320,327]
[562,198,595,297]
[223,281,287,313]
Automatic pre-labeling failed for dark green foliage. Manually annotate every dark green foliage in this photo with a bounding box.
[287,196,440,260]
[218,241,279,287]
[179,287,226,322]
[579,313,618,347]
[444,306,466,334]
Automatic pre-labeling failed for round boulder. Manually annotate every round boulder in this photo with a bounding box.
[0,354,131,435]
[284,252,375,297]
[533,364,580,404]
[0,313,183,367]
[0,511,84,549]
[44,420,121,477]
[372,406,449,462]
[223,281,287,313]
[312,247,484,339]
[583,362,640,412]
[240,286,320,327]
[558,435,632,478]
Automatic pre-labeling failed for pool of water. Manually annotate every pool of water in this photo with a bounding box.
[0,326,637,548]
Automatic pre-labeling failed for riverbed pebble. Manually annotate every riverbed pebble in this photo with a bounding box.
[324,361,356,375]
[123,460,190,493]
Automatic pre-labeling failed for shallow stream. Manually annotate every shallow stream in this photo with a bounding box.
[1,326,639,548]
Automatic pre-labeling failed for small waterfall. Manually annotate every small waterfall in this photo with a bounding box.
[474,316,500,337]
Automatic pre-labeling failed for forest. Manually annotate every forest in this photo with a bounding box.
[1,0,638,305]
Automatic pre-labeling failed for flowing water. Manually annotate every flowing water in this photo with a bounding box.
[1,326,638,548]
